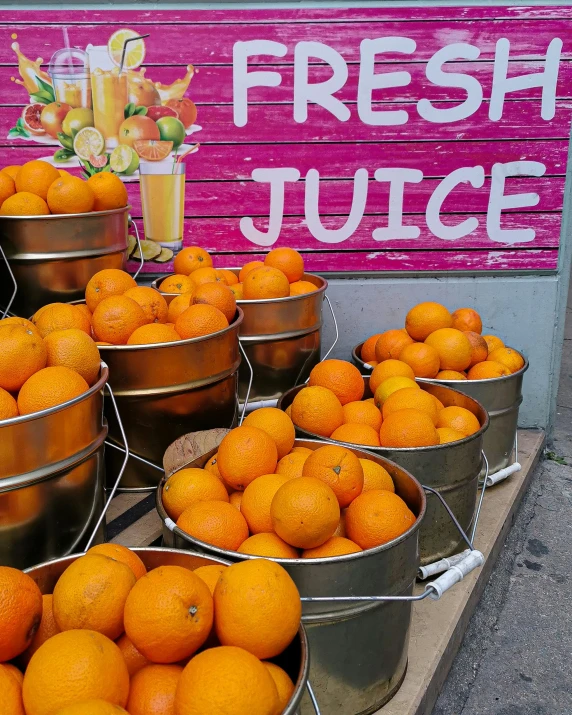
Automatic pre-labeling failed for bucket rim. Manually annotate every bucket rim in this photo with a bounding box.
[0,362,108,428]
[0,205,132,221]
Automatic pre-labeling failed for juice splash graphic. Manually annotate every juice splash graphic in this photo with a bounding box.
[10,41,53,94]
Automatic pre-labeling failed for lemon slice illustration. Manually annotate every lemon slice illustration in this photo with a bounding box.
[73,127,105,161]
[110,145,140,175]
[108,29,146,69]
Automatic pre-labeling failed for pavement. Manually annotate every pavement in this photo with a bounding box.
[433,283,572,714]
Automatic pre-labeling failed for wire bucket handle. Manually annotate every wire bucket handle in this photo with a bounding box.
[0,244,17,318]
[127,216,144,281]
[239,342,254,425]
[306,681,321,714]
[321,294,338,362]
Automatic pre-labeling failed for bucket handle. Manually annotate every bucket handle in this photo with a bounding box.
[128,217,145,281]
[239,342,254,425]
[484,434,521,487]
[306,681,322,714]
[0,244,17,318]
[321,294,339,362]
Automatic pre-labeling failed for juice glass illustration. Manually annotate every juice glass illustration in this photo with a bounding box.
[87,46,127,147]
[48,48,91,109]
[139,162,185,251]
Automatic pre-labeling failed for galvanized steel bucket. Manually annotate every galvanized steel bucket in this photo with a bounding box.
[0,364,109,570]
[0,207,131,317]
[277,380,489,566]
[24,546,312,715]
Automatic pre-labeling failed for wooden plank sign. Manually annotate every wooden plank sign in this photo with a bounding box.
[2,6,572,273]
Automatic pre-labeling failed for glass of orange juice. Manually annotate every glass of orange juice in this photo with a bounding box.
[87,46,127,147]
[139,162,185,251]
[49,48,91,109]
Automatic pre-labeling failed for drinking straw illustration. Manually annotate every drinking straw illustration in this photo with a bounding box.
[173,143,200,173]
[62,26,73,71]
[119,34,150,74]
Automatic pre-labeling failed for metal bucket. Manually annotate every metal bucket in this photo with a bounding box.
[100,309,243,491]
[353,341,527,474]
[0,206,130,317]
[0,365,108,570]
[157,439,425,714]
[24,546,310,715]
[277,379,488,566]
[151,272,328,404]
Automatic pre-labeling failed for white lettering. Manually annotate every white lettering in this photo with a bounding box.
[305,169,368,243]
[426,166,485,240]
[294,41,350,123]
[373,168,423,240]
[233,40,287,127]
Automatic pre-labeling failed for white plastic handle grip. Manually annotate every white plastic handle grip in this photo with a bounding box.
[427,550,484,600]
[165,517,176,532]
[418,549,472,580]
[486,462,521,486]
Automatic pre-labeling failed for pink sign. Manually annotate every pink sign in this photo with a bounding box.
[1,6,571,273]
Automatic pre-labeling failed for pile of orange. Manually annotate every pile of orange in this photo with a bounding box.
[160,246,318,300]
[286,358,483,447]
[0,545,302,714]
[0,161,128,216]
[360,302,525,381]
[162,406,416,558]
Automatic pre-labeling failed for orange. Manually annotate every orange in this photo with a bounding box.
[193,282,237,323]
[342,400,382,431]
[331,422,381,447]
[238,533,299,559]
[452,307,482,334]
[229,491,243,509]
[243,266,290,300]
[124,286,168,324]
[240,473,291,533]
[19,593,59,666]
[15,159,59,200]
[361,333,383,363]
[2,165,21,180]
[275,451,308,480]
[271,476,340,548]
[291,445,313,455]
[437,406,481,436]
[33,303,91,338]
[264,662,295,714]
[44,328,101,386]
[369,359,415,394]
[127,664,182,715]
[0,191,49,216]
[217,268,239,285]
[87,172,128,211]
[190,266,222,286]
[174,646,279,715]
[333,510,347,537]
[368,361,379,367]
[175,304,229,340]
[289,280,316,296]
[379,408,439,448]
[4,663,24,686]
[0,171,15,206]
[373,376,418,408]
[0,323,47,392]
[467,361,510,380]
[53,553,136,640]
[243,406,295,459]
[162,467,229,521]
[92,295,147,345]
[0,315,38,332]
[464,331,489,367]
[116,633,150,676]
[193,564,227,595]
[302,444,364,507]
[127,323,180,345]
[359,459,395,493]
[18,366,88,416]
[0,566,42,662]
[0,663,24,715]
[308,359,364,405]
[290,385,344,437]
[0,387,18,419]
[217,425,278,490]
[405,302,453,341]
[424,328,473,371]
[238,260,264,282]
[166,292,194,323]
[86,543,147,580]
[176,500,249,551]
[53,701,128,714]
[483,334,505,353]
[302,536,362,558]
[214,559,301,658]
[436,370,467,380]
[487,347,525,373]
[264,247,304,283]
[346,489,416,549]
[374,330,414,362]
[46,176,95,214]
[382,387,440,425]
[124,565,213,663]
[204,452,222,478]
[399,342,441,378]
[85,269,137,312]
[159,274,194,294]
[229,283,244,299]
[173,246,213,275]
[22,630,129,715]
[437,427,466,444]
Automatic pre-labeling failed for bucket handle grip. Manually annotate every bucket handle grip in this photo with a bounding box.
[306,681,322,714]
[128,217,145,281]
[239,342,253,425]
[484,434,521,486]
[321,294,339,362]
[0,244,17,318]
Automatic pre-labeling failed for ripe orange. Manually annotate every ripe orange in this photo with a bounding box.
[217,268,239,286]
[483,334,505,353]
[193,564,227,595]
[333,510,347,537]
[204,452,223,480]
[437,427,466,444]
[346,489,416,549]
[243,266,290,300]
[361,333,383,363]
[290,385,344,437]
[0,663,25,715]
[369,359,415,394]
[193,282,237,323]
[464,331,489,367]
[289,280,316,296]
[342,400,382,431]
[0,566,42,662]
[0,316,38,332]
[436,370,467,380]
[18,366,88,416]
[214,559,301,658]
[22,630,129,715]
[405,302,453,341]
[116,634,150,676]
[1,165,21,180]
[374,330,414,362]
[159,274,194,294]
[373,376,418,408]
[46,176,94,214]
[331,422,381,447]
[437,406,481,436]
[238,533,299,558]
[173,246,213,275]
[86,543,147,580]
[53,553,136,639]
[238,261,264,282]
[166,292,194,323]
[229,283,244,299]
[264,662,295,713]
[0,191,49,216]
[271,476,340,548]
[243,406,296,459]
[275,451,308,480]
[452,307,482,334]
[302,536,362,558]
[0,323,47,392]
[162,467,229,521]
[0,387,18,420]
[229,491,243,509]
[359,459,395,493]
[33,303,91,338]
[467,361,510,380]
[399,342,441,378]
[175,304,229,340]
[52,701,128,714]
[240,473,291,533]
[87,172,128,211]
[379,408,439,448]
[291,446,313,455]
[124,565,213,663]
[85,269,137,312]
[174,646,279,715]
[44,329,101,386]
[424,328,473,371]
[264,247,304,283]
[302,444,364,506]
[0,171,15,206]
[177,500,249,551]
[190,267,222,286]
[92,295,147,345]
[124,286,168,324]
[127,324,180,345]
[217,425,278,490]
[487,347,525,373]
[382,387,440,425]
[127,664,182,715]
[308,359,364,405]
[15,159,59,200]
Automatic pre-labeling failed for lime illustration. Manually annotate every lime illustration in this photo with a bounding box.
[62,108,94,137]
[73,127,105,160]
[156,116,186,149]
[110,145,140,175]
